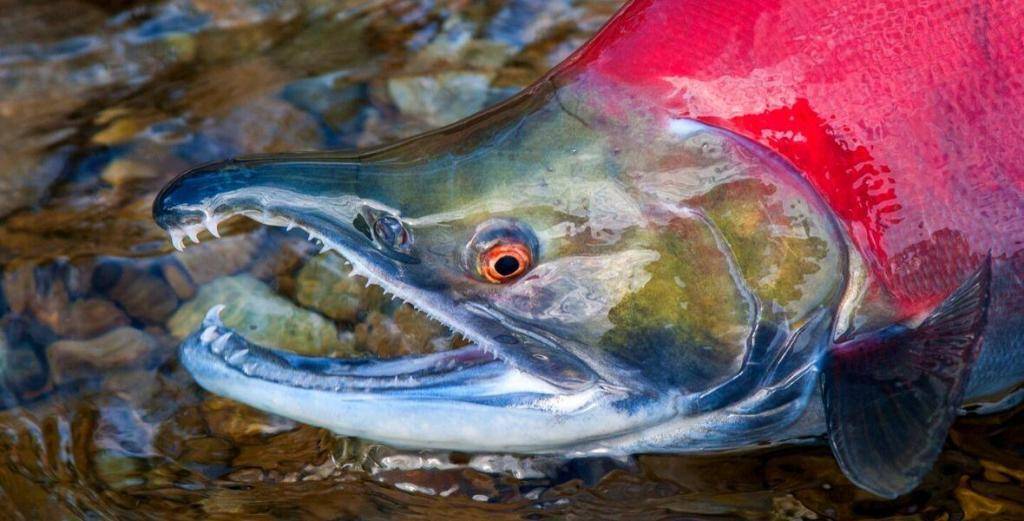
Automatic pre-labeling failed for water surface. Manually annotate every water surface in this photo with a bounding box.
[1,1,1022,518]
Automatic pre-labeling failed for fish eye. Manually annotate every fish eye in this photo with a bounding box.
[372,214,409,250]
[479,243,532,283]
[465,218,538,284]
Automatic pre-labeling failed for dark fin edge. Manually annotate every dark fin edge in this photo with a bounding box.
[823,256,991,498]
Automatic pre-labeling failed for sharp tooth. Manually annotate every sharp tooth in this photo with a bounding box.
[170,231,185,252]
[320,243,330,254]
[211,332,232,355]
[203,217,221,238]
[200,326,219,343]
[241,361,261,376]
[203,304,227,326]
[286,221,295,231]
[226,348,249,365]
[186,226,200,243]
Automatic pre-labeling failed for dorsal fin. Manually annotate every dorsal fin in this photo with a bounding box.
[822,256,991,498]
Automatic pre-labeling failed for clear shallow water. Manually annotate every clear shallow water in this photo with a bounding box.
[1,1,1022,519]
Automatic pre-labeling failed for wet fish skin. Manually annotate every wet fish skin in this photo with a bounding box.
[152,0,1024,499]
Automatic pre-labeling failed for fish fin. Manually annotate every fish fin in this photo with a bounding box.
[823,256,991,498]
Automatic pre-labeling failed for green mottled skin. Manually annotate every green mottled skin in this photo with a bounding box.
[322,81,845,389]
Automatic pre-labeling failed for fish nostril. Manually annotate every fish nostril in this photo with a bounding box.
[352,214,373,241]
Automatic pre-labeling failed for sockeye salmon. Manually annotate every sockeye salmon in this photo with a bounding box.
[152,0,1024,497]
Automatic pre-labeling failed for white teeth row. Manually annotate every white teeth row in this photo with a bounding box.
[211,333,233,355]
[167,213,225,251]
[198,305,234,355]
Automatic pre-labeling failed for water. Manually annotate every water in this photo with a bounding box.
[1,1,1022,518]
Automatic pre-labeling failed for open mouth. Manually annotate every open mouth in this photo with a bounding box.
[193,304,505,393]
[153,189,657,454]
[157,193,572,399]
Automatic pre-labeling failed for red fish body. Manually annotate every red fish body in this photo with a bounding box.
[554,0,1024,400]
[152,0,1023,499]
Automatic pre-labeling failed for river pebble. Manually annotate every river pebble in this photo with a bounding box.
[48,327,161,385]
[168,274,349,357]
[387,71,495,128]
[93,260,179,324]
[294,253,385,323]
[201,395,297,445]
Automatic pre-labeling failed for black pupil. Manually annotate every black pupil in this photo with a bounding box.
[494,255,520,277]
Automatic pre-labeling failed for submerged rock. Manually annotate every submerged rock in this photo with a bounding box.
[281,73,367,134]
[387,71,495,127]
[47,327,161,385]
[92,450,149,491]
[201,395,297,445]
[93,260,179,324]
[57,299,132,340]
[246,230,312,282]
[0,333,49,403]
[168,275,349,357]
[207,96,323,154]
[100,158,159,185]
[232,426,333,474]
[353,306,453,359]
[0,147,68,219]
[160,261,196,300]
[485,0,576,51]
[176,232,262,285]
[293,253,385,323]
[180,436,237,466]
[192,0,300,29]
[2,261,129,339]
[91,109,161,146]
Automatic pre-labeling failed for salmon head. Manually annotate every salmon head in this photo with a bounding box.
[154,0,1011,499]
[154,75,849,452]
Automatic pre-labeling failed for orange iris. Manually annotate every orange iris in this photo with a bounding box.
[479,243,532,283]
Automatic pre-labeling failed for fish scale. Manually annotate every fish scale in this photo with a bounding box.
[565,0,1024,312]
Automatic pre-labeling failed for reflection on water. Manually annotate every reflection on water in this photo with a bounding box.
[0,0,1022,518]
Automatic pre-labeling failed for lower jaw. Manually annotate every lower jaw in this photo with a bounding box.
[180,315,620,452]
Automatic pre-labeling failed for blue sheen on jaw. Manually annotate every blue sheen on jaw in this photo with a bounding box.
[153,156,366,229]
